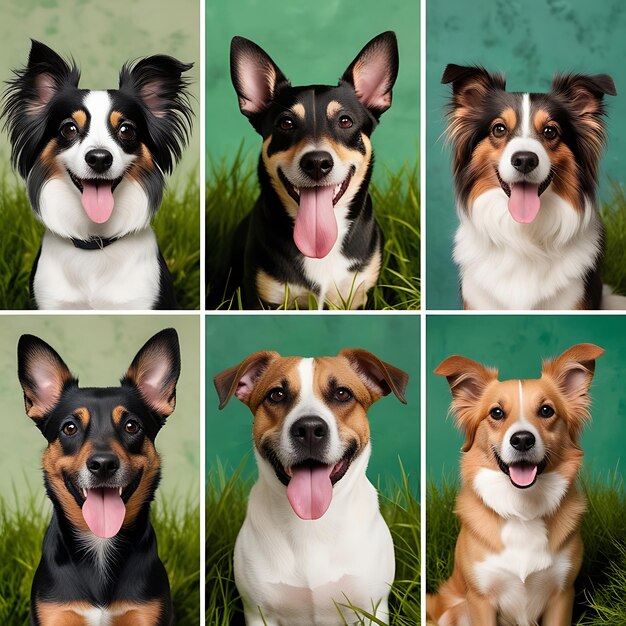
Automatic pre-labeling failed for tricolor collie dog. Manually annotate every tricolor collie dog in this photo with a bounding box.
[2,40,193,309]
[214,349,409,625]
[17,328,181,625]
[426,343,604,626]
[227,32,398,309]
[441,64,618,310]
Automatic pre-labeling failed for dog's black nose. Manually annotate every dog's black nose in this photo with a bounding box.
[85,149,113,174]
[300,151,334,181]
[290,416,329,453]
[510,430,536,452]
[511,151,539,174]
[87,452,120,480]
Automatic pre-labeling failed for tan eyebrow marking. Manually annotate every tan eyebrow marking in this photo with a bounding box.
[326,100,342,118]
[291,103,305,119]
[72,110,87,129]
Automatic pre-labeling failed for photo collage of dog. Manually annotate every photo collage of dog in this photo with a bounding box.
[0,0,624,625]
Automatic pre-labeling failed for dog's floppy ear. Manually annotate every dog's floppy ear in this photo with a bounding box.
[230,37,288,118]
[435,355,498,452]
[214,351,280,409]
[551,73,616,109]
[542,343,604,438]
[441,64,506,106]
[123,328,181,420]
[341,31,399,118]
[339,348,408,404]
[17,334,77,422]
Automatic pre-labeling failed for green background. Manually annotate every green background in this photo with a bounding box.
[426,315,626,481]
[426,0,626,309]
[0,315,200,502]
[205,0,420,176]
[0,0,200,183]
[205,314,420,489]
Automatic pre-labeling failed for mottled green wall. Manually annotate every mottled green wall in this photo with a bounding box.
[0,0,200,184]
[0,316,200,500]
[205,314,420,489]
[205,0,420,177]
[426,0,626,309]
[427,315,626,482]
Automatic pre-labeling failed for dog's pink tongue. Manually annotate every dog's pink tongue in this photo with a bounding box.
[287,464,334,520]
[81,181,114,224]
[82,488,126,538]
[508,182,541,224]
[509,465,538,488]
[294,186,338,259]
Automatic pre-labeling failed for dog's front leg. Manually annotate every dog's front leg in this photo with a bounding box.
[466,590,497,626]
[540,586,575,626]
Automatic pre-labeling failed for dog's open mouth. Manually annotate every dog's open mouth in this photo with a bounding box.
[494,449,547,489]
[495,168,554,225]
[64,470,142,539]
[68,170,123,225]
[278,167,355,259]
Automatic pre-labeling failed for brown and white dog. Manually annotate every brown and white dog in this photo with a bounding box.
[214,349,408,625]
[427,343,604,626]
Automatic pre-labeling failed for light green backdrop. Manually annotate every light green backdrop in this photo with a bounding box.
[205,0,419,176]
[0,315,200,502]
[427,315,626,482]
[205,314,420,489]
[426,0,626,309]
[0,0,200,183]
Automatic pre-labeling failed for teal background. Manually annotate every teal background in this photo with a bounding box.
[205,0,420,176]
[427,315,626,482]
[205,314,420,489]
[0,315,200,502]
[425,0,626,309]
[0,0,200,183]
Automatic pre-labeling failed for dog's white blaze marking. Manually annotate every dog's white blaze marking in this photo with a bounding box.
[521,93,531,137]
[77,602,139,626]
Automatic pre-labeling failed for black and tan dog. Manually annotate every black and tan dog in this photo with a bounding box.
[17,328,180,625]
[225,32,399,309]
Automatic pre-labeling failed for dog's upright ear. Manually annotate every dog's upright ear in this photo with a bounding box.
[341,31,399,118]
[435,355,498,452]
[339,348,408,404]
[17,334,77,424]
[123,328,181,422]
[542,343,604,439]
[230,37,288,119]
[214,351,280,409]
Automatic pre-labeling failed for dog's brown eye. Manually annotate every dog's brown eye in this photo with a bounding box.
[60,122,78,140]
[334,387,352,402]
[338,115,353,129]
[118,123,136,142]
[124,420,140,434]
[278,117,294,131]
[543,125,558,140]
[492,123,507,138]
[490,407,505,420]
[268,388,286,403]
[62,421,78,436]
[538,404,555,418]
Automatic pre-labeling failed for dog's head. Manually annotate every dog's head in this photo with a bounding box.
[230,33,398,258]
[441,64,615,223]
[215,349,407,520]
[436,344,603,514]
[17,328,180,539]
[2,40,193,240]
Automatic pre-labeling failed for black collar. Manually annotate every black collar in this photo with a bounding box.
[71,236,119,250]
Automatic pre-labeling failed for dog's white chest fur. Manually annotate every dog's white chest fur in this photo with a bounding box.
[455,188,602,310]
[33,230,161,309]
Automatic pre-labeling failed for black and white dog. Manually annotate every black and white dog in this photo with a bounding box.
[2,40,193,309]
[226,32,398,309]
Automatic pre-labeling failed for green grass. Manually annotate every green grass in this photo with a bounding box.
[206,463,420,625]
[205,149,420,310]
[0,172,200,310]
[0,490,200,625]
[426,471,626,625]
[601,184,626,296]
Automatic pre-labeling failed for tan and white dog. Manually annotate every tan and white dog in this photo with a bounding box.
[214,349,409,626]
[426,343,604,626]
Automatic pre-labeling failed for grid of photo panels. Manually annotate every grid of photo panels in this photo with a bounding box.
[1,0,625,625]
